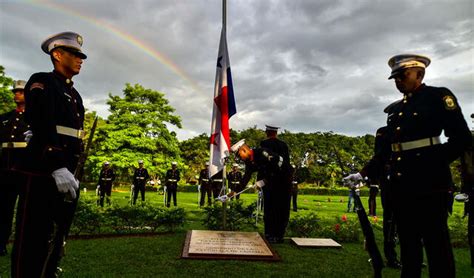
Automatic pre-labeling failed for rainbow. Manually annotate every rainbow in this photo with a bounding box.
[24,0,202,93]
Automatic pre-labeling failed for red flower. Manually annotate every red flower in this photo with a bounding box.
[341,214,347,222]
[334,223,341,233]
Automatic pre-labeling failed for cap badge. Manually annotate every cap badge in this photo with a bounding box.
[77,35,83,46]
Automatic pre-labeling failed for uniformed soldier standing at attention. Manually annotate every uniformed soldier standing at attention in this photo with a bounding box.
[132,160,150,205]
[12,32,87,277]
[290,165,299,212]
[98,161,115,207]
[0,80,29,256]
[231,139,291,243]
[211,169,224,201]
[165,161,180,207]
[227,163,243,199]
[198,162,212,206]
[344,54,471,277]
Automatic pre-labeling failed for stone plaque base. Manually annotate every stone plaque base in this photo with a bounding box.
[291,238,342,248]
[182,230,280,261]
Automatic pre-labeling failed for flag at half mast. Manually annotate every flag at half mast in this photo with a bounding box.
[209,28,237,177]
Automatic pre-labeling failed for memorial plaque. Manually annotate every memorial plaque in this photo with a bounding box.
[182,230,280,261]
[291,237,342,248]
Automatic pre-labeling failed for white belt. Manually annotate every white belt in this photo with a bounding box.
[213,179,223,182]
[137,177,145,180]
[56,125,85,139]
[202,179,209,182]
[391,136,441,152]
[1,142,27,148]
[102,178,112,181]
[231,181,240,184]
[168,179,177,182]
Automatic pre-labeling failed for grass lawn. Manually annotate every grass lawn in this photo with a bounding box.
[1,190,472,277]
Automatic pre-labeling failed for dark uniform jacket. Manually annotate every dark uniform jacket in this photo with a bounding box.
[23,71,84,174]
[369,84,471,194]
[165,169,180,190]
[98,168,115,187]
[133,168,150,187]
[198,168,210,187]
[241,148,290,187]
[0,109,29,170]
[227,170,243,191]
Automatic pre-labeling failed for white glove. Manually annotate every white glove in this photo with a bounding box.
[217,195,228,203]
[454,193,469,203]
[254,180,265,189]
[51,167,79,199]
[23,130,33,143]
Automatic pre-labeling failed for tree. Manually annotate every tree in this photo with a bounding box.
[89,83,182,182]
[0,65,15,114]
[179,133,210,183]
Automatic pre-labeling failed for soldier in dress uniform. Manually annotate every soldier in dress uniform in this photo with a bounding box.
[231,139,291,243]
[344,54,471,277]
[227,163,243,199]
[0,80,29,256]
[165,161,180,207]
[368,179,379,216]
[210,169,224,201]
[258,125,292,241]
[12,32,87,277]
[132,160,150,205]
[198,162,212,206]
[290,165,299,212]
[98,161,115,207]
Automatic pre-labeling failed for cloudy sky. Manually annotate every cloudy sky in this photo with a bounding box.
[1,0,472,140]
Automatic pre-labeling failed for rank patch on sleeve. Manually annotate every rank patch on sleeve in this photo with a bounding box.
[30,82,44,90]
[443,95,457,110]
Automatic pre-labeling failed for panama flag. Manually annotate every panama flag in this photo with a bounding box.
[209,28,237,177]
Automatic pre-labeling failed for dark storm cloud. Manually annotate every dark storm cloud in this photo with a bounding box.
[1,0,472,139]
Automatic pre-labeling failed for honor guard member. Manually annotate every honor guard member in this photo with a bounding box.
[368,179,379,216]
[231,139,291,243]
[12,32,87,277]
[98,161,115,207]
[210,170,224,201]
[227,163,243,199]
[132,160,150,205]
[198,162,212,206]
[290,165,299,212]
[259,125,292,240]
[0,80,29,256]
[165,161,180,207]
[345,54,471,277]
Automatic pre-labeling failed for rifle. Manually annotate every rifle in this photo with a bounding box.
[333,145,384,278]
[74,116,98,183]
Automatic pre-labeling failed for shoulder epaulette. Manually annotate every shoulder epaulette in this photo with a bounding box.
[383,99,402,114]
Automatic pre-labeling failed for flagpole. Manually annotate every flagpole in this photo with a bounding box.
[222,0,227,230]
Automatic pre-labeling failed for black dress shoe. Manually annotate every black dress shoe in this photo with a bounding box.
[386,260,402,269]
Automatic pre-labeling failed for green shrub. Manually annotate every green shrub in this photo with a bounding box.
[203,200,256,231]
[70,196,185,235]
[287,213,321,238]
[287,213,361,242]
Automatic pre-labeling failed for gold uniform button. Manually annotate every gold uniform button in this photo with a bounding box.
[76,113,80,117]
[398,112,403,116]
[397,157,401,161]
[403,100,407,104]
[397,172,402,177]
[13,126,17,129]
[11,135,14,138]
[413,112,418,116]
[16,118,19,121]
[48,147,53,151]
[396,127,401,131]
